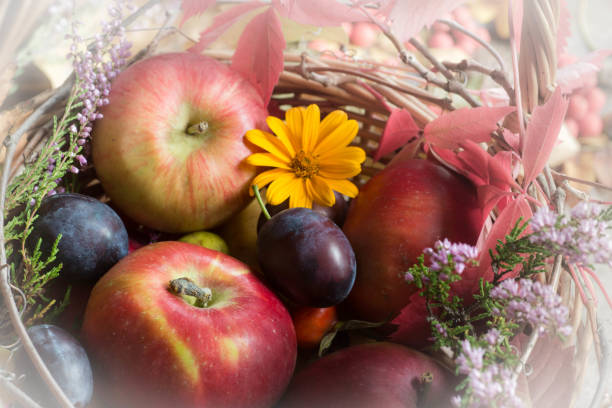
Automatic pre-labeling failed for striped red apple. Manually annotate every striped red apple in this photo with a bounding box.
[92,52,267,233]
[82,241,296,408]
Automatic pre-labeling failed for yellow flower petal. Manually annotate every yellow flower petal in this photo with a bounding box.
[309,175,336,207]
[324,178,359,198]
[266,173,297,205]
[285,107,306,150]
[302,104,321,153]
[251,168,289,194]
[266,116,297,156]
[246,153,290,169]
[245,129,292,163]
[313,119,359,156]
[289,180,312,209]
[318,110,348,143]
[319,146,366,164]
[319,161,362,179]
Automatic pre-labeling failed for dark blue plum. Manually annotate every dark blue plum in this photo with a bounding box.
[257,208,356,307]
[257,191,348,233]
[27,193,128,283]
[15,324,93,408]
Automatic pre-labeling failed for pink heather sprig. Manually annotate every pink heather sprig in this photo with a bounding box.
[490,278,571,337]
[423,239,479,275]
[66,1,132,149]
[452,339,523,408]
[529,202,612,267]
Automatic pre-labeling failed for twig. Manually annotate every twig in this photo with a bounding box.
[0,376,43,408]
[407,38,480,107]
[588,321,609,408]
[437,18,506,72]
[508,0,527,151]
[442,59,515,104]
[0,2,164,408]
[551,169,612,193]
[356,5,479,108]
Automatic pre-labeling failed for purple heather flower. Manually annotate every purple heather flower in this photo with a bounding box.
[68,0,131,145]
[423,239,479,275]
[404,271,414,283]
[484,328,500,346]
[490,279,571,337]
[454,340,523,408]
[530,202,612,266]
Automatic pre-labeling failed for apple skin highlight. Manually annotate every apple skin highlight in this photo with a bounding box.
[92,52,268,233]
[82,241,297,408]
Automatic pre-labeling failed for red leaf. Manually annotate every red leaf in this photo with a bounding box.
[424,106,515,150]
[556,0,571,57]
[180,0,216,27]
[522,87,568,187]
[374,109,420,161]
[477,196,531,267]
[388,0,467,42]
[188,2,267,53]
[271,0,366,26]
[231,8,286,106]
[557,49,612,93]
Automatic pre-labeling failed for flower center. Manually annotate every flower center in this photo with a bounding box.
[290,150,320,179]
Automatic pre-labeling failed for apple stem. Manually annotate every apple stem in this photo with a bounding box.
[168,277,212,308]
[186,121,209,136]
[252,185,271,220]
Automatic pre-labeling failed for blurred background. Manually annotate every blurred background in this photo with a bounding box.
[0,0,610,405]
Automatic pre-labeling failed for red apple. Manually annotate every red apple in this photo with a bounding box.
[341,159,482,322]
[81,241,296,408]
[279,342,454,408]
[92,52,267,233]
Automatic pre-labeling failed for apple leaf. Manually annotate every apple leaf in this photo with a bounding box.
[424,106,515,150]
[231,7,286,106]
[388,0,467,42]
[556,0,571,57]
[373,109,420,161]
[179,0,216,27]
[557,49,612,93]
[271,0,367,26]
[189,1,267,53]
[522,87,568,187]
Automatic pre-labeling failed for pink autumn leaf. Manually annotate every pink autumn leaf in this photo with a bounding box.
[179,0,216,27]
[374,109,420,161]
[188,1,267,53]
[424,106,515,150]
[231,7,286,106]
[271,0,367,26]
[557,49,612,93]
[522,87,568,187]
[474,195,532,283]
[388,0,467,43]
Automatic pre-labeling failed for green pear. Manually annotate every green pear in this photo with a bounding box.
[179,231,229,255]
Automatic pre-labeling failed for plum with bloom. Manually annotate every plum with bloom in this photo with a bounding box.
[246,104,365,209]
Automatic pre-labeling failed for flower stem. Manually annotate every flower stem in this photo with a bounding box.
[253,185,271,220]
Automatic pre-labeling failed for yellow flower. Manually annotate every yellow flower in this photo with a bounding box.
[246,104,366,209]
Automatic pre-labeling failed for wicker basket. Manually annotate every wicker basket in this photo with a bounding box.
[0,0,608,407]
